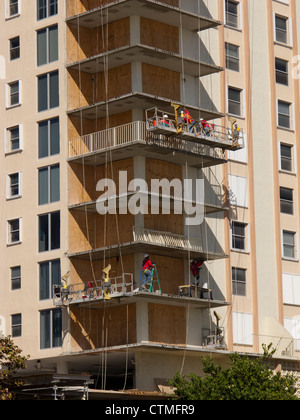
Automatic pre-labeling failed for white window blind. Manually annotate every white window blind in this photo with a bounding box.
[233,312,253,346]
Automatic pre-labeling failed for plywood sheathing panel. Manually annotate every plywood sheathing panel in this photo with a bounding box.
[142,63,180,101]
[144,158,184,235]
[67,19,130,64]
[140,17,179,54]
[70,303,137,352]
[69,211,95,253]
[69,162,95,205]
[66,0,179,18]
[67,64,132,111]
[68,111,133,139]
[149,255,185,295]
[70,254,134,286]
[148,303,186,345]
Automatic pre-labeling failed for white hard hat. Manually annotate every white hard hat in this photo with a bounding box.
[163,114,168,118]
[144,254,149,258]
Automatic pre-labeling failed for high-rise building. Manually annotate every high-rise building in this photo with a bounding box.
[0,0,299,399]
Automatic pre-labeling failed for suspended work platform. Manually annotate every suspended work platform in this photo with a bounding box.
[145,107,244,151]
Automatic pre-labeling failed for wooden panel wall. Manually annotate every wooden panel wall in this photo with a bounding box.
[66,0,179,17]
[70,254,134,286]
[149,255,185,295]
[68,111,133,139]
[67,19,130,64]
[144,158,184,235]
[67,64,132,111]
[148,303,186,345]
[140,17,179,54]
[70,303,137,351]
[142,63,180,101]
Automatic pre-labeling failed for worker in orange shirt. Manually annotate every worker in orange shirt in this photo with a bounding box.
[183,109,196,133]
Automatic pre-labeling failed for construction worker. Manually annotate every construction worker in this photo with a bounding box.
[141,254,154,291]
[183,109,195,133]
[190,259,204,287]
[200,118,211,136]
[160,114,170,127]
[232,123,240,145]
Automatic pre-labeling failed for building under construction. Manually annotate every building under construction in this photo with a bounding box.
[1,0,300,399]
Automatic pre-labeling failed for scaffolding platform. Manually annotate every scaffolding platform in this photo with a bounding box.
[145,107,244,151]
[53,273,135,306]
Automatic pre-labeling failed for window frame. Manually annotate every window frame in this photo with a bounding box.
[231,221,247,252]
[9,36,20,61]
[225,42,240,72]
[11,266,21,290]
[232,267,247,297]
[11,313,22,338]
[38,211,60,253]
[37,24,58,66]
[6,172,22,200]
[228,86,242,117]
[7,218,22,245]
[282,230,297,260]
[37,70,59,112]
[40,308,62,349]
[38,163,60,205]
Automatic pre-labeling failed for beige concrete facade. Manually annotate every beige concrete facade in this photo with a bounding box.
[0,0,300,396]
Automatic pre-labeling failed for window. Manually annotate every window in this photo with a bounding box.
[231,221,247,251]
[278,100,291,129]
[11,314,22,337]
[6,126,21,153]
[39,211,60,252]
[232,312,253,346]
[7,218,21,245]
[8,0,19,17]
[228,86,242,116]
[275,58,288,86]
[225,43,240,72]
[228,174,248,207]
[280,187,293,215]
[7,81,20,107]
[282,230,296,259]
[284,318,300,351]
[38,164,60,205]
[37,25,58,66]
[275,15,288,44]
[280,143,293,172]
[232,267,246,296]
[39,259,61,300]
[38,117,60,158]
[11,266,21,290]
[40,309,62,349]
[37,0,58,20]
[7,172,21,199]
[10,36,20,60]
[225,1,239,29]
[38,70,59,112]
[283,274,300,306]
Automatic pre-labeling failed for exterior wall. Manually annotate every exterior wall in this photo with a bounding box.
[1,0,300,395]
[0,0,68,360]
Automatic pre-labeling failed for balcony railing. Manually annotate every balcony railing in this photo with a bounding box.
[68,121,225,161]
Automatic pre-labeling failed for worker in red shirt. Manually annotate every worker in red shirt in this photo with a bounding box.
[190,260,204,287]
[141,254,154,290]
[200,118,211,136]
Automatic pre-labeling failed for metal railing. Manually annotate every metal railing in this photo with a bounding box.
[145,107,244,150]
[133,226,205,254]
[53,273,134,306]
[68,121,225,161]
